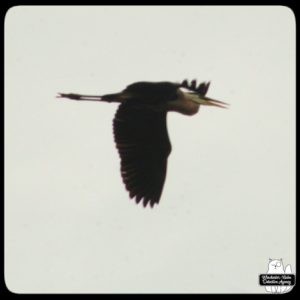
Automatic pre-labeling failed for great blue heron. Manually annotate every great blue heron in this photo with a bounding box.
[58,79,228,208]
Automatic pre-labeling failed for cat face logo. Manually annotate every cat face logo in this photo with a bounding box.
[260,258,295,293]
[268,258,285,273]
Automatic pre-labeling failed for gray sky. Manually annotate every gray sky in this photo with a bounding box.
[5,6,295,293]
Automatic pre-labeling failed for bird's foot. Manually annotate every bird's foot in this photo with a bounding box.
[56,93,82,100]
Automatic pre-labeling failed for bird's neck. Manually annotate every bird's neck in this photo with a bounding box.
[167,93,200,116]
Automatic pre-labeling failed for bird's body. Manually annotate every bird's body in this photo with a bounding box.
[58,80,228,207]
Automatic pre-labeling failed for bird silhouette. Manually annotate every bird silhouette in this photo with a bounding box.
[58,79,228,208]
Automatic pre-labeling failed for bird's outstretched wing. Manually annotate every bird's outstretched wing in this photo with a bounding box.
[180,79,210,96]
[113,103,172,207]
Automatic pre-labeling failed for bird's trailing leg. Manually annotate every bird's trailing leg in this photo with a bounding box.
[57,92,123,103]
[57,93,103,101]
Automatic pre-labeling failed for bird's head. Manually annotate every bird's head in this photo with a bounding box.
[179,79,229,109]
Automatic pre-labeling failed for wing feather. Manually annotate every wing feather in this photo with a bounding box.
[113,103,171,207]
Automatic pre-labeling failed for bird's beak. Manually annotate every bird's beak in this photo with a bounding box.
[190,95,229,109]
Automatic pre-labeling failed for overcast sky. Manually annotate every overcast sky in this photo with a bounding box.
[5,6,295,293]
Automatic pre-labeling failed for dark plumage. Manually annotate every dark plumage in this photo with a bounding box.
[113,104,171,207]
[58,79,228,208]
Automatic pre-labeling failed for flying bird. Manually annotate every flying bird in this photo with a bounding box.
[58,79,228,208]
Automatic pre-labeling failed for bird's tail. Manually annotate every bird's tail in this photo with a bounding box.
[57,92,122,103]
